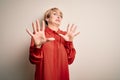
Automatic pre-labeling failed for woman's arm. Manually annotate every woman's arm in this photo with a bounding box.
[64,41,76,64]
[29,38,43,64]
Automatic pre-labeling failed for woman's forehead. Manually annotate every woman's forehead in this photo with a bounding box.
[51,10,61,14]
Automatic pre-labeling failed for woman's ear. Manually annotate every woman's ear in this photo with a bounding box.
[46,18,49,22]
[45,18,49,25]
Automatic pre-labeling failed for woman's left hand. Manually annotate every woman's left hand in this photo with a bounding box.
[59,24,80,41]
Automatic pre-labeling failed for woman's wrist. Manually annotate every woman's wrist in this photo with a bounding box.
[35,43,42,48]
[36,45,41,48]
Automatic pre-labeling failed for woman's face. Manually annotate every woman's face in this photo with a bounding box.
[47,11,62,26]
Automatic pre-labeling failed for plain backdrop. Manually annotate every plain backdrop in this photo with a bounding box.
[0,0,120,80]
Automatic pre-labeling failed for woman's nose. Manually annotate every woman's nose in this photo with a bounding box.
[57,16,60,19]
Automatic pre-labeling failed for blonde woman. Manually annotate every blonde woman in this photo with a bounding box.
[26,7,80,80]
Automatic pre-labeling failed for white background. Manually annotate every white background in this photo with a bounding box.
[0,0,120,80]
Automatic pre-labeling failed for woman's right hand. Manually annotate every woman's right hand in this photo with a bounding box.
[26,19,55,48]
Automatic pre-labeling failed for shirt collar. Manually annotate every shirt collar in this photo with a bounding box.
[45,27,61,34]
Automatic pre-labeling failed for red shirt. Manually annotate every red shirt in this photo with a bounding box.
[29,27,76,80]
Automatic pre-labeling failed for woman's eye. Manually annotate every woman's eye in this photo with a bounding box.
[53,13,57,15]
[53,12,62,18]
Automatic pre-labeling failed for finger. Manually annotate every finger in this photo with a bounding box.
[70,24,74,31]
[67,24,69,32]
[32,22,37,33]
[74,32,80,37]
[36,19,40,31]
[26,28,34,37]
[67,24,71,33]
[72,25,77,33]
[46,37,55,41]
[59,34,65,38]
[42,20,45,31]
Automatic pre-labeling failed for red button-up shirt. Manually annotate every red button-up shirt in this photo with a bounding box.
[29,27,76,80]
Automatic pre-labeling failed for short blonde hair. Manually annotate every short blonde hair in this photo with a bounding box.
[44,7,63,25]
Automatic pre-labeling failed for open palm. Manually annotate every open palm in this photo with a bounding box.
[59,24,80,41]
[26,19,54,48]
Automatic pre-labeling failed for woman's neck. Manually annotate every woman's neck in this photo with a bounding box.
[48,24,59,32]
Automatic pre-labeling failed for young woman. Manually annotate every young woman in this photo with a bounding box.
[26,7,80,80]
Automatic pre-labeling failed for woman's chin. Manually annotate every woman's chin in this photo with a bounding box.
[54,22,61,26]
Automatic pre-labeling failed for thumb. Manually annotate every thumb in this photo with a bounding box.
[46,37,55,41]
[59,34,65,38]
